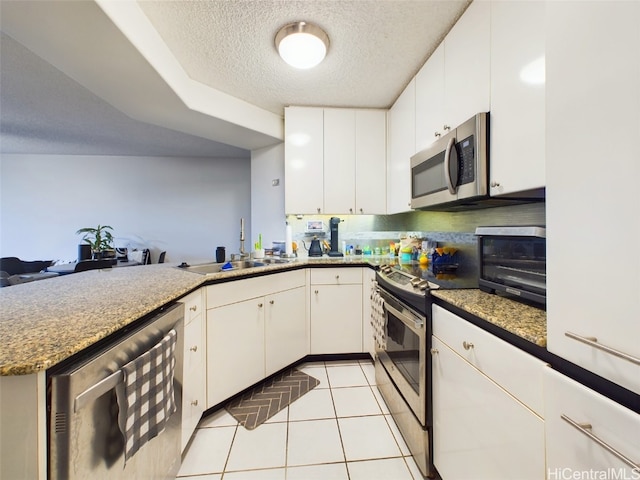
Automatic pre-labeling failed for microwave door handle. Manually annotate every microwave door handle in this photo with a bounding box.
[444,136,458,194]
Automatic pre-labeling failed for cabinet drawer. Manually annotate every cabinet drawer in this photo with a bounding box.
[180,289,203,326]
[433,304,545,417]
[310,267,362,285]
[184,315,204,374]
[207,270,305,308]
[544,367,640,476]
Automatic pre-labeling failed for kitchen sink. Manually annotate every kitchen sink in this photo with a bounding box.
[178,257,294,275]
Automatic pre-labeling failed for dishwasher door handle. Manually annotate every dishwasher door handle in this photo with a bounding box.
[74,369,123,413]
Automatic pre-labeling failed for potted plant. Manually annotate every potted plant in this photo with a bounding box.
[76,224,115,259]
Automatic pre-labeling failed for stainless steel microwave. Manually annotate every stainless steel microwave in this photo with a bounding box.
[411,112,489,210]
[476,226,546,306]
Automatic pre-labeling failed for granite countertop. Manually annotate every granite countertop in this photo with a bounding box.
[431,289,547,347]
[0,258,375,376]
[1,256,546,376]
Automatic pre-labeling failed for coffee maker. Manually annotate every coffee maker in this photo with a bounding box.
[327,217,344,257]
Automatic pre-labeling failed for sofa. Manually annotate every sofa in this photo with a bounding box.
[0,257,59,287]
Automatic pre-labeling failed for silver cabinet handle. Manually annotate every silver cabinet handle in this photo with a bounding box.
[349,208,353,213]
[490,181,500,188]
[314,290,319,294]
[430,348,439,355]
[191,399,199,407]
[190,345,198,352]
[443,124,451,131]
[434,131,441,138]
[565,331,640,366]
[269,300,274,305]
[335,275,340,280]
[463,341,474,350]
[258,303,263,308]
[561,414,640,471]
[189,305,198,312]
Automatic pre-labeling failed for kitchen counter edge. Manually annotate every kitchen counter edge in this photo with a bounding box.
[0,258,375,376]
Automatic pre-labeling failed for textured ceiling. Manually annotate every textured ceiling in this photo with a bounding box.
[0,0,470,156]
[139,0,470,114]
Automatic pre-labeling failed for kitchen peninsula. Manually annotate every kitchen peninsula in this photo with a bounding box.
[1,259,547,479]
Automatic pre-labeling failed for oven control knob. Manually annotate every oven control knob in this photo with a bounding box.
[417,280,429,291]
[410,277,421,286]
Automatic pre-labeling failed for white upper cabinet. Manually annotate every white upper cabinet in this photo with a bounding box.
[546,0,640,395]
[415,43,445,152]
[414,0,489,151]
[284,106,324,214]
[355,109,387,214]
[387,79,415,214]
[286,107,386,215]
[442,0,490,130]
[489,0,545,196]
[324,108,356,214]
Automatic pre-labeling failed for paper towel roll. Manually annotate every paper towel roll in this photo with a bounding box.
[285,224,293,255]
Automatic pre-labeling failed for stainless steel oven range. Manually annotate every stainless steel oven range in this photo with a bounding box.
[373,263,477,479]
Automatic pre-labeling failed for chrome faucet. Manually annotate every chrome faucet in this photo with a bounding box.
[232,218,250,261]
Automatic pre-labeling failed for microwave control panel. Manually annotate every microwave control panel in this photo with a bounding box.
[457,135,475,186]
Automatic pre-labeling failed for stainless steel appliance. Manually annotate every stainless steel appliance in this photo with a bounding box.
[374,263,477,478]
[410,113,542,211]
[48,303,184,479]
[476,226,546,306]
[411,113,489,211]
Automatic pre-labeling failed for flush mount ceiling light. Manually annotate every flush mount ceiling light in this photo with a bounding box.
[275,21,329,69]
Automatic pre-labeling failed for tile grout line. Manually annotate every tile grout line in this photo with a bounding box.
[326,362,352,480]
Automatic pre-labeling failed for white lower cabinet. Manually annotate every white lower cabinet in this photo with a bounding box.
[544,367,640,479]
[310,268,363,354]
[264,286,307,377]
[432,305,545,480]
[206,270,307,408]
[179,289,205,453]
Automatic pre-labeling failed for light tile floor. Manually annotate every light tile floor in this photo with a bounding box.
[177,359,422,480]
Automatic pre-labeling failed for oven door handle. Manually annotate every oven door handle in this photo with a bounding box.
[384,300,424,330]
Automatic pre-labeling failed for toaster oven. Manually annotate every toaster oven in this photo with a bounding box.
[476,226,546,306]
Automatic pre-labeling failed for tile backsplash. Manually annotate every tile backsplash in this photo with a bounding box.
[286,202,545,261]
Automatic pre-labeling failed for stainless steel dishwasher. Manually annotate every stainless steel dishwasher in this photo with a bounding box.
[48,303,184,479]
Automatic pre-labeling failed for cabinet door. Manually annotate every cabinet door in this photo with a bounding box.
[386,79,415,214]
[324,108,356,214]
[432,336,545,480]
[284,106,324,214]
[182,313,205,452]
[415,42,445,152]
[206,298,265,408]
[443,0,490,129]
[265,286,307,377]
[489,0,545,196]
[544,367,640,478]
[310,284,363,354]
[355,109,387,214]
[546,0,640,395]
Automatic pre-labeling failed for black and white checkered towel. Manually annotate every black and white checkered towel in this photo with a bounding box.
[116,329,177,464]
[370,283,387,350]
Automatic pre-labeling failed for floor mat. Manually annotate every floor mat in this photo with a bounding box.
[225,368,319,430]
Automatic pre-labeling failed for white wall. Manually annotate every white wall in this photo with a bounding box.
[250,143,287,248]
[0,154,251,264]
